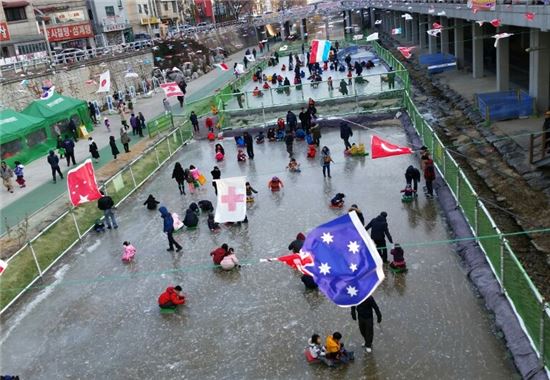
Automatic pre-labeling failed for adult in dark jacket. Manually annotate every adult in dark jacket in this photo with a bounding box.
[88,102,98,123]
[243,132,254,159]
[68,119,78,141]
[109,136,120,159]
[405,165,421,193]
[97,191,118,229]
[63,135,76,166]
[339,122,353,150]
[88,137,100,162]
[285,133,294,158]
[286,110,298,132]
[348,204,365,225]
[172,162,186,195]
[211,166,221,195]
[423,157,436,198]
[138,112,146,136]
[47,150,63,183]
[159,206,182,251]
[365,212,393,262]
[288,232,306,253]
[183,208,199,228]
[351,296,382,353]
[298,108,308,130]
[189,111,199,132]
[198,200,214,213]
[143,194,160,210]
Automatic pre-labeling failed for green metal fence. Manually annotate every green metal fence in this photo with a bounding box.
[402,81,549,372]
[0,121,193,313]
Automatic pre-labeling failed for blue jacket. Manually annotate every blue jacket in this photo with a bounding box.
[159,206,174,233]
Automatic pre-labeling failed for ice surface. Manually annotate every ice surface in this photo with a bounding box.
[0,126,516,379]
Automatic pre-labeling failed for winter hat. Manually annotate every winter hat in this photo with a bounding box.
[296,232,306,241]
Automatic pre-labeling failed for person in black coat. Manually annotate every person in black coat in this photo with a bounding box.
[348,204,365,225]
[285,133,294,158]
[189,111,199,132]
[198,200,214,213]
[172,162,186,195]
[63,135,76,166]
[88,137,100,163]
[339,122,353,150]
[143,194,160,210]
[298,108,308,130]
[405,165,421,193]
[68,119,78,141]
[47,150,63,183]
[288,232,306,253]
[351,296,382,353]
[365,212,393,262]
[211,166,221,195]
[243,132,254,159]
[109,136,120,159]
[183,207,199,228]
[286,110,297,132]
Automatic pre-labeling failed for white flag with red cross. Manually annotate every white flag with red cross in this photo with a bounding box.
[214,177,247,223]
[67,159,103,206]
[160,82,184,98]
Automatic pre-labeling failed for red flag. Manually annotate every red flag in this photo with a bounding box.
[215,63,229,71]
[432,22,442,30]
[490,18,501,27]
[160,82,184,98]
[371,135,413,159]
[67,159,102,206]
[524,12,535,21]
[397,46,414,59]
[0,259,7,275]
[275,252,314,274]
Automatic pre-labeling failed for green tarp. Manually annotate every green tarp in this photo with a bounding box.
[0,109,47,145]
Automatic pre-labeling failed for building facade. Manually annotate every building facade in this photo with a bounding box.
[0,0,47,58]
[125,0,160,37]
[87,0,133,47]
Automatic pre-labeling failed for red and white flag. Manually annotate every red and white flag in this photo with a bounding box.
[214,177,247,223]
[96,70,110,93]
[0,259,7,275]
[263,251,314,274]
[215,63,229,71]
[432,22,442,30]
[371,135,413,159]
[397,46,414,59]
[427,28,441,37]
[67,159,102,206]
[490,18,501,27]
[160,82,184,98]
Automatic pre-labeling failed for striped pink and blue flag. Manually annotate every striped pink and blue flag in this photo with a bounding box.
[309,39,331,64]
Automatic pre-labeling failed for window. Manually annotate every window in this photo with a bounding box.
[172,1,177,12]
[5,7,27,22]
[105,6,115,16]
[163,2,168,11]
[16,42,47,54]
[137,4,142,14]
[143,4,149,15]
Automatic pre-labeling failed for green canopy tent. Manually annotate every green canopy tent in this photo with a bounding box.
[0,109,51,165]
[22,92,93,143]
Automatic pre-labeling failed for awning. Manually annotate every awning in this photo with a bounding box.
[2,0,29,8]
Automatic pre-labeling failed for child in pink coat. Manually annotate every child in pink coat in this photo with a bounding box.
[122,241,136,262]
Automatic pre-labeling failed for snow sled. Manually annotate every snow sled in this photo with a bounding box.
[329,204,344,209]
[389,265,408,274]
[160,307,176,314]
[401,195,413,203]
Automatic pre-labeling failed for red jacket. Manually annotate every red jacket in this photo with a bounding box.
[158,287,185,306]
[424,159,436,180]
[205,117,213,128]
[211,247,227,265]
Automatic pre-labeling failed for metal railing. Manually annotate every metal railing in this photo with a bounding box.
[0,121,193,314]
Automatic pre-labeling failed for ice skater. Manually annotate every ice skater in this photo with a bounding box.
[268,176,284,192]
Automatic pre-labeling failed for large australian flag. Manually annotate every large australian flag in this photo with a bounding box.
[301,212,385,307]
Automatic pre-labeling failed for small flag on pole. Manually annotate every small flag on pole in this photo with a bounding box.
[309,40,331,64]
[374,19,382,25]
[67,159,103,206]
[391,28,402,35]
[492,33,513,48]
[427,28,441,37]
[401,13,412,21]
[214,177,247,223]
[366,32,379,42]
[371,135,413,159]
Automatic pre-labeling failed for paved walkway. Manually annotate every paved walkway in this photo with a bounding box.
[0,45,265,234]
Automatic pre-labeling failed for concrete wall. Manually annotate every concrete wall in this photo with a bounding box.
[0,50,154,111]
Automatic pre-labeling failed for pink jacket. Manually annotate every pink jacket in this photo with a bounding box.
[220,253,239,270]
[122,244,136,261]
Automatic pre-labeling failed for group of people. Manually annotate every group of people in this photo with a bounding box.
[1,160,25,193]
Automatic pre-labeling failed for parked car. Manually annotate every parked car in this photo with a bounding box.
[54,48,86,64]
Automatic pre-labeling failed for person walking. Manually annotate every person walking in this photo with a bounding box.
[405,165,421,193]
[311,123,321,146]
[387,67,395,90]
[138,112,146,137]
[118,106,128,128]
[88,137,100,163]
[211,165,221,195]
[190,111,199,133]
[0,161,14,193]
[120,127,131,153]
[351,296,382,353]
[423,156,436,198]
[365,212,393,262]
[130,113,139,136]
[320,146,333,178]
[88,102,98,124]
[339,122,353,150]
[172,162,187,195]
[252,48,257,60]
[68,119,78,142]
[285,132,294,158]
[243,55,249,69]
[63,135,76,166]
[47,150,63,183]
[243,131,254,159]
[109,136,120,159]
[286,110,297,132]
[97,191,118,229]
[159,206,182,252]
